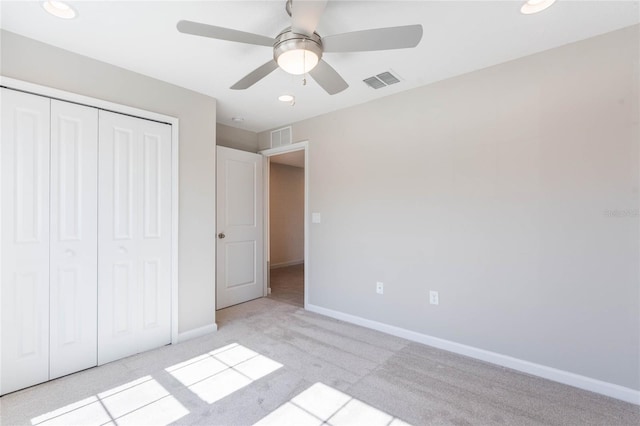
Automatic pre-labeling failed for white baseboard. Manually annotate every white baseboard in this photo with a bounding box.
[270,259,304,269]
[176,323,218,343]
[306,303,640,405]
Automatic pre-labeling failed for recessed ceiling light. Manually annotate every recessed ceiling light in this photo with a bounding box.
[521,0,557,15]
[42,1,77,19]
[231,117,244,123]
[278,94,294,103]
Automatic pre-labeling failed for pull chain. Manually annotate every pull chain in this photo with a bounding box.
[303,38,307,86]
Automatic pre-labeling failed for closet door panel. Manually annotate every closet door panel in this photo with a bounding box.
[49,100,98,379]
[1,88,51,395]
[137,122,172,354]
[98,111,171,364]
[98,111,140,364]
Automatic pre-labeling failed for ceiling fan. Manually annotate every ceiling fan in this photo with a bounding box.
[177,0,423,95]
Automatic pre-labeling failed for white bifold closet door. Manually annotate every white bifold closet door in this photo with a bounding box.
[97,110,172,365]
[49,99,99,379]
[1,90,98,394]
[1,89,51,395]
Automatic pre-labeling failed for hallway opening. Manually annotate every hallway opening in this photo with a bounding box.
[266,149,305,307]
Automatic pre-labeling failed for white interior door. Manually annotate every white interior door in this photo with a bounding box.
[49,99,98,379]
[216,146,264,309]
[98,110,172,365]
[0,88,51,394]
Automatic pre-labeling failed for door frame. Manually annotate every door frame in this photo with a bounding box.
[0,76,181,344]
[260,141,309,308]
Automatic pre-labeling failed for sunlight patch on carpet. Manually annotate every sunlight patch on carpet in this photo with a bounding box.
[30,376,188,426]
[254,382,411,426]
[166,343,283,404]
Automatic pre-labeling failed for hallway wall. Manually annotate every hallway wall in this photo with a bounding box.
[270,163,304,267]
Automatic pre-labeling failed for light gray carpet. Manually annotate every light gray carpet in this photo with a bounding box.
[1,297,638,425]
[268,264,304,308]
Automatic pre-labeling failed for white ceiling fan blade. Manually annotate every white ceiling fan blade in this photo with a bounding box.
[322,24,423,52]
[291,0,328,36]
[177,20,274,47]
[231,60,279,90]
[309,60,348,95]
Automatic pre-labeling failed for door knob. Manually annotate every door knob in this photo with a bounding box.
[65,249,75,257]
[218,232,226,239]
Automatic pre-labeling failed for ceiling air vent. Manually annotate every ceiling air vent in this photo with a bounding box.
[363,70,402,89]
[377,71,400,85]
[363,76,386,89]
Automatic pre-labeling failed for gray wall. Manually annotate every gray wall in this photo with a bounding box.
[1,30,217,334]
[259,25,640,390]
[270,163,305,267]
[217,123,259,153]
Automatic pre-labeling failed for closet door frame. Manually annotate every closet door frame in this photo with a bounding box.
[0,76,181,345]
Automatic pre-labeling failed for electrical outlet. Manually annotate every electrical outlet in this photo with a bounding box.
[429,290,439,305]
[376,282,384,295]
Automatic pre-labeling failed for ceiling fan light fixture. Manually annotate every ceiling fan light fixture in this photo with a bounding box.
[274,29,323,75]
[42,0,77,19]
[520,0,557,14]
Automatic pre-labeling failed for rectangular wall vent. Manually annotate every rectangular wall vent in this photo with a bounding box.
[270,126,292,148]
[363,70,402,89]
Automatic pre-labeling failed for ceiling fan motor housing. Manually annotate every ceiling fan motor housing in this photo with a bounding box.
[274,28,323,75]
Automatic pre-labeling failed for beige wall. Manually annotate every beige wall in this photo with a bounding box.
[1,30,217,334]
[269,163,305,267]
[217,123,259,153]
[259,25,640,390]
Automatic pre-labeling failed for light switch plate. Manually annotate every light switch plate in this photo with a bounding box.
[312,212,321,223]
